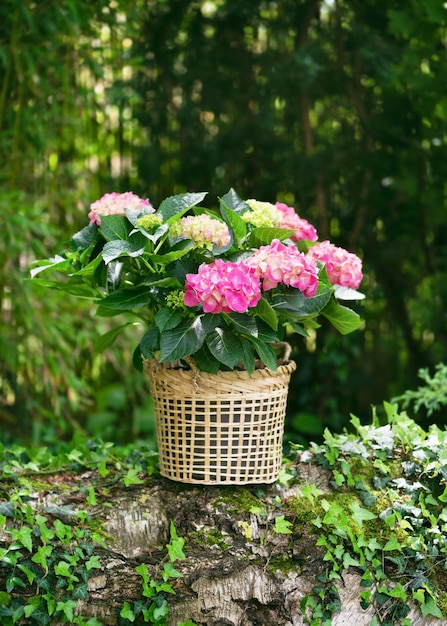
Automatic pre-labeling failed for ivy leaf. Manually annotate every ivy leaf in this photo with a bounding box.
[350,501,377,528]
[160,317,205,361]
[167,521,185,562]
[123,468,144,487]
[422,599,444,619]
[120,601,136,622]
[206,328,243,368]
[274,515,293,534]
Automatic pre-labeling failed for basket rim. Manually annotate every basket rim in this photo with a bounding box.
[145,358,297,382]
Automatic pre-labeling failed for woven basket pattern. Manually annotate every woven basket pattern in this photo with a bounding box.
[146,360,296,485]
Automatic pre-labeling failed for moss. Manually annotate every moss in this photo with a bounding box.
[214,488,264,515]
[191,528,229,551]
[267,555,300,577]
[436,590,447,618]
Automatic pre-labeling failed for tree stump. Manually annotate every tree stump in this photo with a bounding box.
[1,453,443,626]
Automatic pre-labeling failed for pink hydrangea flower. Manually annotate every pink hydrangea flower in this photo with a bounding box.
[176,215,231,250]
[184,260,262,314]
[246,239,319,297]
[88,192,154,225]
[275,202,318,242]
[307,240,363,289]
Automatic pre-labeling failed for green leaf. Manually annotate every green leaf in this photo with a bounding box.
[102,235,147,264]
[274,515,293,534]
[123,468,144,487]
[155,307,183,332]
[248,227,295,247]
[162,561,183,580]
[158,192,207,221]
[252,297,278,330]
[86,556,102,571]
[220,188,248,214]
[99,215,132,241]
[160,317,205,361]
[321,297,363,334]
[167,521,185,561]
[120,601,135,622]
[240,338,256,374]
[94,323,133,352]
[100,286,154,310]
[206,328,243,368]
[350,501,377,528]
[274,286,332,318]
[72,224,98,249]
[139,327,160,359]
[249,337,278,370]
[219,198,247,246]
[227,312,258,337]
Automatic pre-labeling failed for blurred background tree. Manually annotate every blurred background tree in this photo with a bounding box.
[1,0,446,446]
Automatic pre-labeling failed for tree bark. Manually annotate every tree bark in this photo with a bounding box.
[1,457,442,626]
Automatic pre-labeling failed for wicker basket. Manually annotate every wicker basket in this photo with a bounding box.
[145,358,296,485]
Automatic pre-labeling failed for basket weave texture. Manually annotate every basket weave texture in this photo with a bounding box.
[146,359,296,485]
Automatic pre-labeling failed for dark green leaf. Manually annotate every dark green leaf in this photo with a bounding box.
[206,328,243,368]
[191,345,222,373]
[160,317,205,361]
[72,224,98,249]
[274,287,332,318]
[227,312,258,337]
[100,286,154,310]
[155,307,183,332]
[140,328,160,358]
[201,313,222,334]
[219,188,248,214]
[248,337,278,370]
[241,338,256,374]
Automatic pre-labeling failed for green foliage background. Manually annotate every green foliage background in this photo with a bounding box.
[1,0,446,445]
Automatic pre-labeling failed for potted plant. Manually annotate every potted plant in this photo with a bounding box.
[32,189,364,484]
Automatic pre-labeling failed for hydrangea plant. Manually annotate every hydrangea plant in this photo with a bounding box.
[32,189,365,374]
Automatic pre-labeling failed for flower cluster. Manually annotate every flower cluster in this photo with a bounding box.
[33,188,365,374]
[246,239,319,296]
[307,240,363,289]
[275,202,318,242]
[173,214,231,250]
[88,192,153,225]
[243,199,284,228]
[184,260,261,314]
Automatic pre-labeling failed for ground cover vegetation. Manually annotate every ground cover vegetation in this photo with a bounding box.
[1,1,447,445]
[1,401,447,624]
